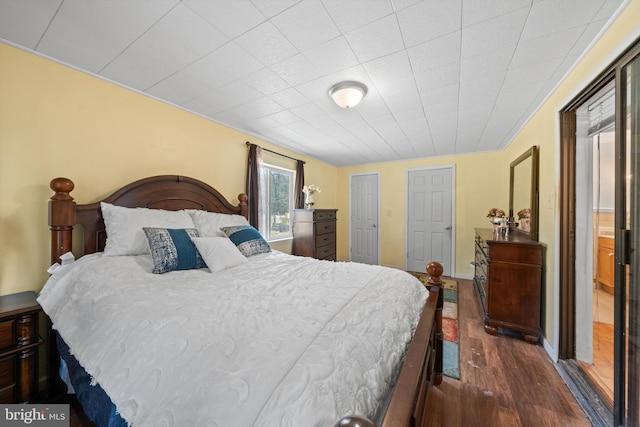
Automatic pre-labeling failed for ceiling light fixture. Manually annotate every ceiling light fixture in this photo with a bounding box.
[328,81,367,108]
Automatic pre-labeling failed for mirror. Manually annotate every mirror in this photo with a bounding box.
[509,146,539,241]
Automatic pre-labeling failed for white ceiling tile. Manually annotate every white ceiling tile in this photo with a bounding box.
[183,0,265,39]
[522,0,605,41]
[269,87,310,109]
[461,0,530,28]
[345,14,404,62]
[510,25,586,68]
[269,53,321,86]
[242,67,290,95]
[235,22,298,66]
[250,0,300,19]
[396,0,462,47]
[206,41,264,78]
[407,31,461,73]
[0,0,62,49]
[303,36,359,75]
[461,7,528,58]
[37,0,178,72]
[322,0,394,33]
[459,44,515,81]
[216,79,263,107]
[414,62,460,93]
[271,0,340,50]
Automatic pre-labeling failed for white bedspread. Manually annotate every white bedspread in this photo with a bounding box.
[38,251,428,427]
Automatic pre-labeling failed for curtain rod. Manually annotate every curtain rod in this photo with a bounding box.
[245,141,305,164]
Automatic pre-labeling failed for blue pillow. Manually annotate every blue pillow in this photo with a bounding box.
[143,228,207,274]
[220,225,271,257]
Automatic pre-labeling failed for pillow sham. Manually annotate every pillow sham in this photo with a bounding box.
[143,228,207,274]
[101,202,195,256]
[219,225,271,257]
[187,210,250,237]
[191,237,248,272]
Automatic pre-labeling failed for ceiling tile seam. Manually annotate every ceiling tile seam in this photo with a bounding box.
[249,0,303,21]
[33,0,63,50]
[95,1,182,76]
[471,3,533,153]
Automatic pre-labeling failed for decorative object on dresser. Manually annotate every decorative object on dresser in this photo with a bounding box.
[473,228,544,344]
[292,209,337,260]
[0,291,44,403]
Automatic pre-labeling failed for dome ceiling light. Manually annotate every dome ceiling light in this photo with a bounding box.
[328,81,368,108]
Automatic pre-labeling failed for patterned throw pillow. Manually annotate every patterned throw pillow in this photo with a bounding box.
[219,225,271,257]
[143,228,207,274]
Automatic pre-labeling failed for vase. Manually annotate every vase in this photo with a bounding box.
[520,217,530,232]
[304,192,315,209]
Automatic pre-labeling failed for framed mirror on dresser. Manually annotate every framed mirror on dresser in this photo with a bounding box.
[509,145,539,240]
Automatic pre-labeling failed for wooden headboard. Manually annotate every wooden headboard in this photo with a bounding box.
[49,175,248,264]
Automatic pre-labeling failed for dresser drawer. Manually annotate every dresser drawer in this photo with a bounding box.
[0,320,14,350]
[315,232,336,249]
[314,221,336,236]
[0,355,16,388]
[488,243,542,265]
[0,384,16,404]
[316,243,336,260]
[313,210,336,221]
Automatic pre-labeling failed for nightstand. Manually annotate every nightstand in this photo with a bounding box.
[0,291,44,403]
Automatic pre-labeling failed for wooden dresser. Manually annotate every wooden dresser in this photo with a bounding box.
[292,209,337,260]
[473,228,544,344]
[0,291,44,403]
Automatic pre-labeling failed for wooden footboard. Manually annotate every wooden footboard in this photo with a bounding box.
[336,262,444,427]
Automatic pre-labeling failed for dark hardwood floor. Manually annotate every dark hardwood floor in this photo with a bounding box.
[424,278,591,427]
[69,278,591,427]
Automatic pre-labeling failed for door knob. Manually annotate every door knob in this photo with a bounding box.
[373,224,377,228]
[445,225,452,230]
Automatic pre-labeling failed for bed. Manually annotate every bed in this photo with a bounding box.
[43,175,443,427]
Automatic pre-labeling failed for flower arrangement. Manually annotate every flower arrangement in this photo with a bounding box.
[517,208,531,219]
[486,208,505,219]
[302,184,322,195]
[303,184,321,208]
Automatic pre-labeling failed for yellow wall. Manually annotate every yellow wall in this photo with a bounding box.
[0,42,337,296]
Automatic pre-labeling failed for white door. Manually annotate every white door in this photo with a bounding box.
[350,173,379,264]
[407,166,454,275]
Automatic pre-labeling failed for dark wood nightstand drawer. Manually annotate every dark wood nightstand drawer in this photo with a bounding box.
[0,291,43,403]
[0,355,16,388]
[0,320,14,350]
[0,384,16,403]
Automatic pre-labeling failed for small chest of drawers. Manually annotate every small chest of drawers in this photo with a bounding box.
[474,228,544,344]
[292,209,337,260]
[0,291,44,403]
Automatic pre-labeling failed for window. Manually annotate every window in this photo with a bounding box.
[262,164,295,241]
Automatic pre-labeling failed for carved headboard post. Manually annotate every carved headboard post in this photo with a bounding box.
[238,193,248,219]
[49,178,77,264]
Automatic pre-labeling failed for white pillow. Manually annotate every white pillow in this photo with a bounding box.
[191,237,248,272]
[101,202,195,256]
[187,210,249,237]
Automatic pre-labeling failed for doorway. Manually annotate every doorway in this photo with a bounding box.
[559,39,639,426]
[406,166,454,275]
[349,173,379,265]
[574,85,616,409]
